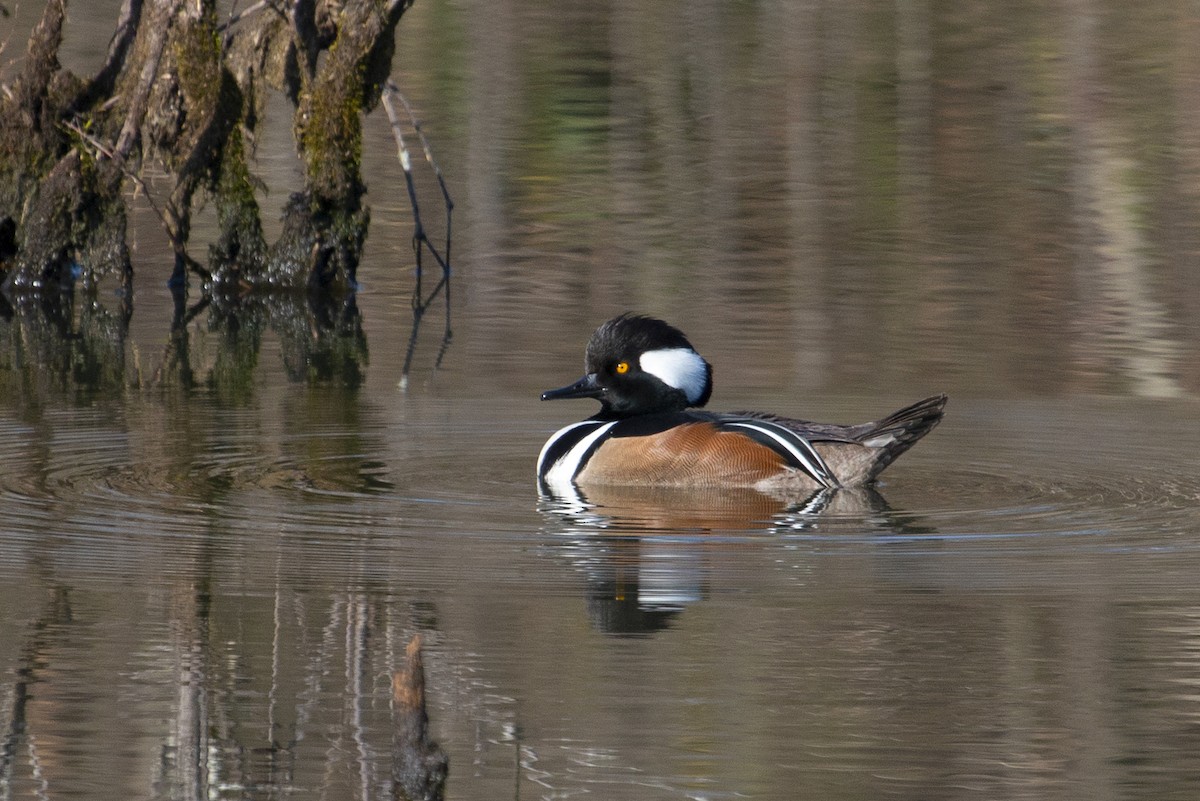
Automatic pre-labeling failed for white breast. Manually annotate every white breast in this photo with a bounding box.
[537,421,618,494]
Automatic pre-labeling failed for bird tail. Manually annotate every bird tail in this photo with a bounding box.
[860,394,948,479]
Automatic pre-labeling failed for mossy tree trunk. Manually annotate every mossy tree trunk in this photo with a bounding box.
[0,0,414,298]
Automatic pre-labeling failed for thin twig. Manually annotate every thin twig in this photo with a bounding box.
[381,82,453,277]
[217,0,272,34]
[381,82,454,387]
[61,118,211,282]
[393,88,454,270]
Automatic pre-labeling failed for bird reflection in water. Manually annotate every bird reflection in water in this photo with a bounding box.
[539,481,932,635]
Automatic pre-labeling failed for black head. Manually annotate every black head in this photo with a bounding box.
[541,314,713,418]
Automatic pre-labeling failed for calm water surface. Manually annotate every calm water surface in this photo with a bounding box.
[4,1,1200,799]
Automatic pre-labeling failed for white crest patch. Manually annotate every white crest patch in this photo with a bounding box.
[638,348,709,404]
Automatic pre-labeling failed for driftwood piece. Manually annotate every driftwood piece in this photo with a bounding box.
[392,634,448,801]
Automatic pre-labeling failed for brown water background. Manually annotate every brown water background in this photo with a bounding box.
[3,1,1200,799]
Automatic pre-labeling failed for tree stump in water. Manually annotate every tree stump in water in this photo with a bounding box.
[0,0,413,297]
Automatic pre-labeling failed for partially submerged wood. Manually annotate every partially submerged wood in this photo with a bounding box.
[392,634,448,801]
[0,0,417,299]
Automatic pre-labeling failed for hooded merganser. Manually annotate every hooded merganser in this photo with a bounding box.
[537,314,947,494]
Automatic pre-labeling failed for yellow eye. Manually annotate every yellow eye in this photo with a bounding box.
[615,361,630,374]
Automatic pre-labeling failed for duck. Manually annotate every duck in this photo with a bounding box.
[537,314,946,495]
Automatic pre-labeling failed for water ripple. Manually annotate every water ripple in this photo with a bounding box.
[536,452,1200,555]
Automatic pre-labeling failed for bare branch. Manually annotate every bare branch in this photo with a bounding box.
[381,83,454,386]
[114,0,185,161]
[381,82,453,275]
[84,0,144,104]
